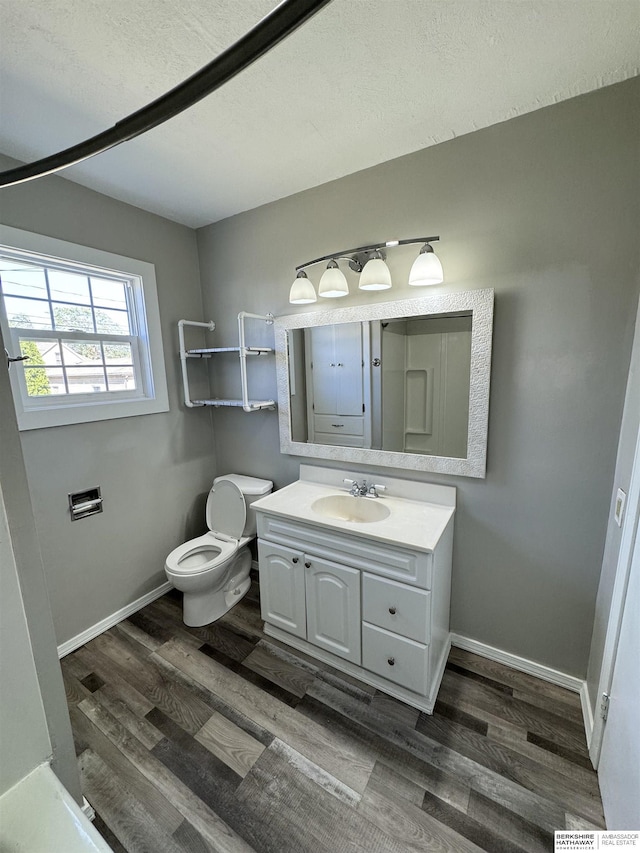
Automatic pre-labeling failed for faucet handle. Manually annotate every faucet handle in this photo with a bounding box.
[368,483,386,498]
[344,478,360,496]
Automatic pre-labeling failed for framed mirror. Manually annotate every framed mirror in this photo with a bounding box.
[275,288,493,478]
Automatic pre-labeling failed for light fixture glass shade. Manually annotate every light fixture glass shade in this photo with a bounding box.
[289,271,316,304]
[318,262,349,298]
[408,245,444,286]
[359,256,392,291]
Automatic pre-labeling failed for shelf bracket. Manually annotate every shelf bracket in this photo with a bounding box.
[178,319,215,408]
[238,312,275,412]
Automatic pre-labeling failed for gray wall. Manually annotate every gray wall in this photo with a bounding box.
[196,79,640,678]
[0,155,216,647]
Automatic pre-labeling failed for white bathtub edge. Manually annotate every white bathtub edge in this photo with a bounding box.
[0,763,112,852]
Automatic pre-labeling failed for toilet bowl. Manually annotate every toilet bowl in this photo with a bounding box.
[165,474,272,626]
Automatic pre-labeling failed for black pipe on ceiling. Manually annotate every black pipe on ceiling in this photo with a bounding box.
[0,0,333,188]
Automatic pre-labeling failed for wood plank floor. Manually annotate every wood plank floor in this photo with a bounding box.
[63,584,605,853]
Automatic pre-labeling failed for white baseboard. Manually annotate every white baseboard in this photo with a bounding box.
[449,632,598,757]
[450,633,595,761]
[581,680,595,749]
[450,633,585,693]
[57,581,172,658]
[57,563,259,659]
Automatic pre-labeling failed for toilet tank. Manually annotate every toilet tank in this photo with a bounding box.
[213,474,273,537]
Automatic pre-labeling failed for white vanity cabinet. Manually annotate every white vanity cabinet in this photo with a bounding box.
[258,539,361,664]
[256,501,454,714]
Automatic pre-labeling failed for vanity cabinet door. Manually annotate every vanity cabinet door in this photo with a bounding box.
[257,540,306,640]
[305,557,361,665]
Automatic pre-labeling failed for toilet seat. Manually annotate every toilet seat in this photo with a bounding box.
[166,479,249,576]
[206,479,246,539]
[166,532,238,575]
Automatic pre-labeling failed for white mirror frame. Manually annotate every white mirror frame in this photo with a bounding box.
[275,288,494,478]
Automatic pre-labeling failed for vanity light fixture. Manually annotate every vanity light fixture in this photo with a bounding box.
[358,250,392,291]
[289,270,317,304]
[289,236,442,303]
[408,242,444,286]
[318,260,350,298]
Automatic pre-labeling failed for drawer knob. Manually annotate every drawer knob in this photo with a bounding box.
[388,606,397,615]
[305,562,311,568]
[292,557,299,563]
[387,657,395,666]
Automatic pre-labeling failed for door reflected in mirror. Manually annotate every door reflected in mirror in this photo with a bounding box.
[289,314,472,459]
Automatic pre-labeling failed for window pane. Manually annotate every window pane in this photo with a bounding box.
[103,342,133,364]
[95,307,131,334]
[52,302,94,333]
[65,365,107,394]
[20,339,61,394]
[106,366,136,391]
[20,339,62,366]
[61,339,103,364]
[0,259,48,299]
[23,366,66,396]
[91,277,127,310]
[4,295,52,330]
[48,269,90,305]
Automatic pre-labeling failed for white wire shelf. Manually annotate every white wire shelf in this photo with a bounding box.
[187,346,274,356]
[178,314,276,412]
[192,398,276,410]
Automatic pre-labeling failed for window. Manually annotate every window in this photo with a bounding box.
[0,225,169,429]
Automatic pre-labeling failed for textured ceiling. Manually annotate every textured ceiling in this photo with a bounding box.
[0,0,638,228]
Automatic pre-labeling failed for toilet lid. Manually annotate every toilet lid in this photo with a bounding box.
[206,479,246,539]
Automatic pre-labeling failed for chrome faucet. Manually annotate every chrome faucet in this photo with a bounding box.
[344,478,368,496]
[344,478,386,498]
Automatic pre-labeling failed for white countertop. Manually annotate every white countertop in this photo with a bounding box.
[252,478,455,553]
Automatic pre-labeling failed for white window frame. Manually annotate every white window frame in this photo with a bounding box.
[0,225,169,430]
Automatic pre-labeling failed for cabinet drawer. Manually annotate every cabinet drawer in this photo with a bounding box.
[313,415,364,436]
[362,573,430,644]
[313,433,365,448]
[362,622,429,695]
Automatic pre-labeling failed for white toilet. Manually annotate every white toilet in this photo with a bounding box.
[165,474,273,627]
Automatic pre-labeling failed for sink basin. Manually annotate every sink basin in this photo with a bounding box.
[311,494,391,524]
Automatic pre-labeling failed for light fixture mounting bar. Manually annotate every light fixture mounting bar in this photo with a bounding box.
[296,236,440,272]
